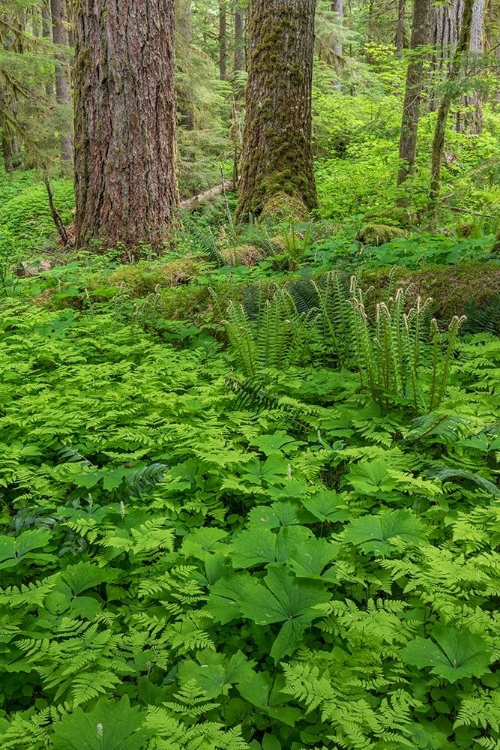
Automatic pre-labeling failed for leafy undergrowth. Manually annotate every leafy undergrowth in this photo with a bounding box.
[0,291,499,749]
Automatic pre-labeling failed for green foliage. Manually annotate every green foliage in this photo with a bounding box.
[0,174,74,259]
[224,273,465,413]
[0,286,496,749]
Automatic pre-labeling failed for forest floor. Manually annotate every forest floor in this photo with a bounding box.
[0,172,500,749]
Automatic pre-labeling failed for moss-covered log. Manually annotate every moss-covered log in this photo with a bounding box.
[236,0,317,221]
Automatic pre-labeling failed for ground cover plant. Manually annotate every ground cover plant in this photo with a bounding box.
[1,0,500,744]
[0,253,499,748]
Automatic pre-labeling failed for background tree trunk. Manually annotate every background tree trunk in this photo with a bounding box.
[41,1,54,98]
[332,0,343,90]
[428,0,475,224]
[177,0,195,130]
[429,0,464,107]
[397,0,432,186]
[219,1,227,80]
[50,0,73,171]
[461,0,485,133]
[234,4,245,72]
[396,0,406,57]
[74,0,178,251]
[236,0,317,220]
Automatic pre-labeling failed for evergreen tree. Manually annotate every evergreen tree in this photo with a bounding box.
[74,0,178,251]
[236,0,318,220]
[50,0,73,172]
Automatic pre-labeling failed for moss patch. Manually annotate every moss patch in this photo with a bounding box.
[357,224,407,246]
[360,261,500,320]
[261,192,310,224]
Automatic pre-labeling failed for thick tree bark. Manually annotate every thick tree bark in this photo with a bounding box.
[51,0,73,171]
[428,0,475,224]
[332,0,343,90]
[234,5,245,72]
[74,0,178,251]
[219,1,227,80]
[461,0,485,133]
[236,0,317,220]
[396,0,406,57]
[397,0,432,186]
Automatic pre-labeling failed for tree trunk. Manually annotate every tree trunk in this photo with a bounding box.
[461,0,484,133]
[51,0,73,171]
[219,1,227,80]
[177,0,195,130]
[332,0,343,90]
[396,0,406,57]
[234,5,245,72]
[74,0,178,252]
[236,0,317,221]
[429,0,464,108]
[41,1,55,97]
[428,0,475,225]
[397,0,432,186]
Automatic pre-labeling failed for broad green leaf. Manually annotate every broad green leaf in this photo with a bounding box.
[237,671,301,726]
[402,626,492,683]
[231,527,277,569]
[239,566,330,662]
[52,695,146,750]
[288,537,336,578]
[344,510,426,554]
[178,650,255,699]
[60,562,118,596]
[301,490,350,522]
[262,734,281,750]
[241,455,290,485]
[181,527,228,559]
[207,572,254,624]
[0,529,52,570]
[249,430,301,456]
[231,525,311,569]
[247,501,301,529]
[347,459,397,495]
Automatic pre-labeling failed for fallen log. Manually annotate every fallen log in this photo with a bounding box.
[180,180,235,212]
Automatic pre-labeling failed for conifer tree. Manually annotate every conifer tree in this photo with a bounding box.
[74,0,178,251]
[236,0,317,220]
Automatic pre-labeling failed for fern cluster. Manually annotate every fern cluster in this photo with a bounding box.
[223,272,466,413]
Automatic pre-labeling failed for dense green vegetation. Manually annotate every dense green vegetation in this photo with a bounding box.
[1,0,500,746]
[0,157,499,748]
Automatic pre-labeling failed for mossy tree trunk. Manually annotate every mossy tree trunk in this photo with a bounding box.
[428,0,474,226]
[397,0,432,186]
[74,0,178,252]
[51,0,73,172]
[236,0,317,221]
